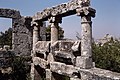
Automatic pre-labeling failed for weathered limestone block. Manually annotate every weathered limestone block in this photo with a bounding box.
[75,56,93,69]
[80,70,93,80]
[78,68,120,80]
[47,53,54,63]
[55,51,74,58]
[71,40,81,52]
[35,41,50,58]
[70,77,80,80]
[54,51,75,64]
[33,57,47,69]
[0,8,21,18]
[35,41,50,52]
[46,69,52,80]
[50,62,78,77]
[72,40,81,57]
[51,40,75,52]
[51,40,76,64]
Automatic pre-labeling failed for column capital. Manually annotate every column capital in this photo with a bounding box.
[76,7,96,18]
[48,16,62,23]
[81,16,92,24]
[31,21,38,27]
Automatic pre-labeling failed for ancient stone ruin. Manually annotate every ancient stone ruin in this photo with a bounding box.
[0,8,33,56]
[0,0,120,80]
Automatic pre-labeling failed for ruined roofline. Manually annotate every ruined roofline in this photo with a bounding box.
[0,8,21,18]
[33,0,96,22]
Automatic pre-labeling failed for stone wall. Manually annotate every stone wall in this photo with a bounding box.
[0,8,33,56]
[12,16,33,56]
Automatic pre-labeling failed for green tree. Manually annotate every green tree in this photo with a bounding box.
[11,56,31,80]
[0,28,12,48]
[92,39,120,72]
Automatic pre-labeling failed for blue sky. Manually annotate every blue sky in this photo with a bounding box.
[0,0,120,39]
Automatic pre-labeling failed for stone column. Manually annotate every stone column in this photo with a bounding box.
[81,15,92,58]
[76,7,96,69]
[32,22,39,51]
[51,22,58,44]
[31,22,39,80]
[30,63,35,80]
[49,17,62,45]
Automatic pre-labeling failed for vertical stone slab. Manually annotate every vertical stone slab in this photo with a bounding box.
[46,69,52,80]
[12,16,32,56]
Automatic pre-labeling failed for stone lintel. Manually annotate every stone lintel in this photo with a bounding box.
[0,8,21,18]
[50,62,79,78]
[33,57,47,69]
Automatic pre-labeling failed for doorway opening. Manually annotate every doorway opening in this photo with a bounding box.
[0,18,12,49]
[60,15,81,40]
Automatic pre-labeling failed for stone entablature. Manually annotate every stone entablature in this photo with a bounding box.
[0,8,21,18]
[33,0,94,21]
